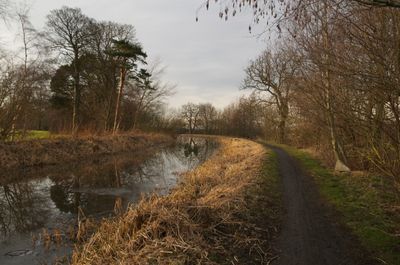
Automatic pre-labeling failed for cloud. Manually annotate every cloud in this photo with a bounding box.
[11,0,267,108]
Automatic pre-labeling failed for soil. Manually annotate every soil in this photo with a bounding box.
[268,145,377,265]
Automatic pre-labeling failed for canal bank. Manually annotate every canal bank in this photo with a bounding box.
[0,133,173,171]
[72,137,282,265]
[0,136,217,265]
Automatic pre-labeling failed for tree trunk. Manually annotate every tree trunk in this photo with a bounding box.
[105,87,114,131]
[133,90,146,130]
[278,119,286,144]
[113,67,127,134]
[105,72,117,131]
[278,102,289,144]
[189,118,193,134]
[72,52,81,136]
[321,0,350,172]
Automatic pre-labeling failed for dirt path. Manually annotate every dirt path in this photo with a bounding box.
[268,145,375,265]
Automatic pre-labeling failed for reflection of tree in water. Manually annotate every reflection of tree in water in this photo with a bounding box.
[48,156,166,216]
[0,137,218,239]
[0,182,48,237]
[47,140,216,216]
[50,175,81,214]
[49,163,125,216]
[184,138,199,157]
[178,137,217,169]
[50,184,120,216]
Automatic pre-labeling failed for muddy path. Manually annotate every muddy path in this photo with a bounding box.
[268,145,376,265]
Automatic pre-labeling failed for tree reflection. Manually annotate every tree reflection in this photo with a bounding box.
[184,138,199,157]
[50,179,80,214]
[0,136,218,240]
[0,182,48,238]
[49,163,126,216]
[179,137,216,168]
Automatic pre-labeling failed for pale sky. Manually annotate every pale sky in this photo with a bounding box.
[2,0,267,108]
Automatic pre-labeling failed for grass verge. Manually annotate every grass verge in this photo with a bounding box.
[72,137,282,265]
[275,144,400,265]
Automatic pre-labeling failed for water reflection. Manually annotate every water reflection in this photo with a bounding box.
[0,136,217,265]
[0,183,48,236]
[184,138,199,157]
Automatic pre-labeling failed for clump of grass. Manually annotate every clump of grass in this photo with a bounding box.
[72,137,280,265]
[277,144,400,265]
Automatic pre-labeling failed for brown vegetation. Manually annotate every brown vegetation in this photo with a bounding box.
[0,132,172,170]
[186,1,400,190]
[71,137,281,265]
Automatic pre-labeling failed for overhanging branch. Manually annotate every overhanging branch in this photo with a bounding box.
[353,0,400,8]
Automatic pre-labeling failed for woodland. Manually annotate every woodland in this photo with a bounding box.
[1,0,400,187]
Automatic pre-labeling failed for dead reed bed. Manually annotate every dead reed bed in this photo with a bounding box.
[72,137,279,265]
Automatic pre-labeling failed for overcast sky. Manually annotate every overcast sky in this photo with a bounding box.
[2,0,267,108]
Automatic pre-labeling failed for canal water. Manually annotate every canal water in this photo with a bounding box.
[0,136,217,265]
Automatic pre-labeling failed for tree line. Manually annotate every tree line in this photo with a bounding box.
[194,0,400,187]
[174,97,263,138]
[0,5,173,139]
[1,1,399,187]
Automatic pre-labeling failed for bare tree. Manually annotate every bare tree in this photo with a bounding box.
[198,103,217,134]
[130,60,175,130]
[181,103,200,134]
[45,7,93,134]
[0,0,10,23]
[15,4,38,137]
[243,47,298,143]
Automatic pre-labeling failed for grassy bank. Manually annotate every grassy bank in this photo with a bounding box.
[72,137,282,265]
[276,144,400,265]
[0,132,172,170]
[10,130,52,140]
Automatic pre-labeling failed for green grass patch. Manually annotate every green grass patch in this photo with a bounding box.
[26,130,51,139]
[7,130,51,141]
[274,144,400,265]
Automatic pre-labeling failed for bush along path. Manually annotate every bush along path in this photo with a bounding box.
[266,144,382,265]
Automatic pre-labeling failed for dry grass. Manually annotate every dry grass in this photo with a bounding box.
[71,137,277,265]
